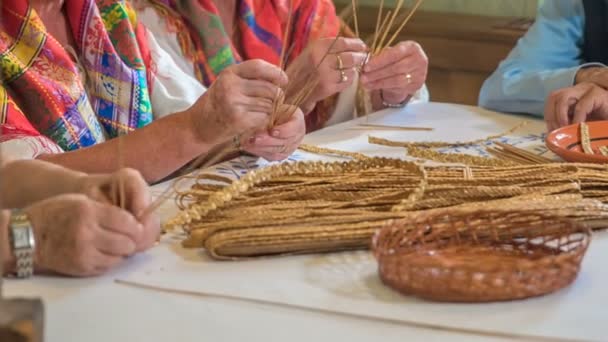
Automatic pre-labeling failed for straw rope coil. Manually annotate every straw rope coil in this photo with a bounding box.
[167,158,608,260]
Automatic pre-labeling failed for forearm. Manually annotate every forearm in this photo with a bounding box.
[1,210,15,276]
[0,160,86,209]
[575,65,608,85]
[38,111,212,183]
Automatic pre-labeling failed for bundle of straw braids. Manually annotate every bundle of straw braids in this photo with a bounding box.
[166,158,608,259]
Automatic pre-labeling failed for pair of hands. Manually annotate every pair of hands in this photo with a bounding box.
[188,38,428,162]
[545,67,608,131]
[189,60,305,162]
[23,169,160,277]
[286,37,428,113]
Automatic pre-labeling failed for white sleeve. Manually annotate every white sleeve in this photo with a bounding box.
[0,135,63,161]
[145,28,207,119]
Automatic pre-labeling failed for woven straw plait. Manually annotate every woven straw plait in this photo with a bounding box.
[373,209,591,302]
[167,158,608,260]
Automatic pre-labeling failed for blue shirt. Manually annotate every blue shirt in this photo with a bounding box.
[478,0,603,117]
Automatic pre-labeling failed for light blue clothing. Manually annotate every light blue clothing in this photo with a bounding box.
[478,0,604,116]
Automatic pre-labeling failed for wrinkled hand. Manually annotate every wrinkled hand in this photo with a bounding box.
[361,41,428,106]
[189,59,289,145]
[286,38,368,114]
[575,66,608,89]
[25,194,145,277]
[77,168,160,252]
[241,106,306,161]
[544,82,608,131]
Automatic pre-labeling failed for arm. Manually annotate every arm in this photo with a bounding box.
[478,0,597,116]
[1,210,15,275]
[37,29,212,183]
[37,110,210,183]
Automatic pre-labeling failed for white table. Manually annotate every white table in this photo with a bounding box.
[6,103,594,342]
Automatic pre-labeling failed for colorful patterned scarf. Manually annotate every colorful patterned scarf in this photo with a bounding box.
[0,0,154,153]
[145,0,340,130]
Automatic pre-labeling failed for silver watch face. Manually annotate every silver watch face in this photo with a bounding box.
[13,227,32,249]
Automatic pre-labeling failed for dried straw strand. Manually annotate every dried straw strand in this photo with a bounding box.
[581,123,594,155]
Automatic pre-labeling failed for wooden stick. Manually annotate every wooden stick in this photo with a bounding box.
[354,124,433,131]
[371,0,385,54]
[384,0,425,48]
[351,0,360,38]
[117,134,126,210]
[486,147,535,165]
[375,0,405,54]
[494,142,554,164]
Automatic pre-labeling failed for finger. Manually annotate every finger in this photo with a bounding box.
[96,203,143,243]
[91,251,125,275]
[241,80,284,100]
[364,42,423,73]
[332,52,369,70]
[95,229,137,257]
[544,93,559,132]
[329,38,367,54]
[136,213,162,252]
[332,68,357,90]
[361,58,419,83]
[240,111,271,131]
[237,96,275,114]
[363,72,424,92]
[234,59,288,86]
[115,168,150,216]
[554,94,576,128]
[572,91,597,125]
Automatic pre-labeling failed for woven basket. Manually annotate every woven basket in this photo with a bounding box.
[372,210,591,302]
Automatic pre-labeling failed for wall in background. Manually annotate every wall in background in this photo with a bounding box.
[334,0,538,18]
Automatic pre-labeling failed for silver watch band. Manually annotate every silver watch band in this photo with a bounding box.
[380,90,411,108]
[9,209,35,278]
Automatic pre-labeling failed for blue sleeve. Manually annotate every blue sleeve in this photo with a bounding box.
[478,0,599,117]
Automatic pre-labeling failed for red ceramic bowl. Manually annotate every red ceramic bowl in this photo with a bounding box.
[545,121,608,163]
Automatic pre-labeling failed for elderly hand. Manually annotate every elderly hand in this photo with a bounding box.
[361,41,428,107]
[240,106,306,161]
[286,38,368,114]
[77,168,160,251]
[24,194,146,277]
[544,82,608,131]
[188,59,289,146]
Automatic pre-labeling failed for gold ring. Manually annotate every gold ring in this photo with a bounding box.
[336,54,344,70]
[406,73,413,84]
[339,69,348,83]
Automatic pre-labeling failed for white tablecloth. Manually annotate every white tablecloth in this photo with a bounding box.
[6,103,596,342]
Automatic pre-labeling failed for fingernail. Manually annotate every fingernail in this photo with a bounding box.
[272,130,280,137]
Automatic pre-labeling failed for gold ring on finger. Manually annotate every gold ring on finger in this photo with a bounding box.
[336,54,344,70]
[406,73,413,84]
[339,69,348,83]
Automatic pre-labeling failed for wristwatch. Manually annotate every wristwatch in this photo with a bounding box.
[9,209,35,278]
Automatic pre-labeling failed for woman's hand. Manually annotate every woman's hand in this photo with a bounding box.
[286,38,368,114]
[361,41,428,108]
[240,106,306,161]
[188,59,289,146]
[77,168,160,251]
[545,82,608,131]
[25,194,146,277]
